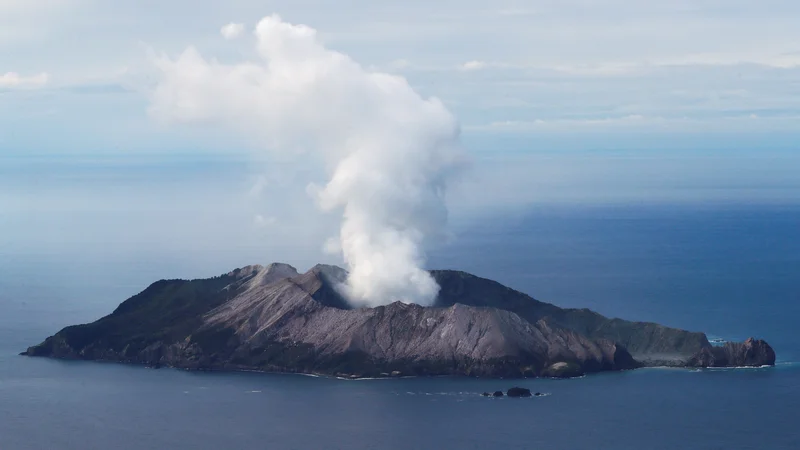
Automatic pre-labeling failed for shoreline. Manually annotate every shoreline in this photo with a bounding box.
[21,353,788,381]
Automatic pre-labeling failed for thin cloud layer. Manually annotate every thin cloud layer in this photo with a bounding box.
[0,72,49,87]
[460,60,487,71]
[3,0,800,139]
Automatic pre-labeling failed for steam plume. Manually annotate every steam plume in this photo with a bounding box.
[149,15,465,306]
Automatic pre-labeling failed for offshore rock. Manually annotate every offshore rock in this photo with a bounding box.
[506,387,532,397]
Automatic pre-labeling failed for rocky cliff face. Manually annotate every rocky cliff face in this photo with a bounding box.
[22,263,775,378]
[686,338,776,368]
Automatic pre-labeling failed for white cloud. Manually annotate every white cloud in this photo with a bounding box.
[248,175,269,197]
[468,115,666,132]
[220,22,245,40]
[0,72,49,87]
[388,59,410,70]
[253,214,277,227]
[545,62,643,76]
[499,115,650,128]
[460,60,487,71]
[654,52,800,69]
[466,113,800,134]
[496,8,537,17]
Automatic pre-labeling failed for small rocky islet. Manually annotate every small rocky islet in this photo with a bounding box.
[481,388,542,398]
[22,263,776,379]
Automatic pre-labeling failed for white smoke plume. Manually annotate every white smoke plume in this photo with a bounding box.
[149,14,466,307]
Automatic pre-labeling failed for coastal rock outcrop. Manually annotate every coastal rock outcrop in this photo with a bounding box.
[541,362,585,378]
[686,338,776,368]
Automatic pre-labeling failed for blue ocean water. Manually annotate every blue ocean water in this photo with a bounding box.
[1,204,799,449]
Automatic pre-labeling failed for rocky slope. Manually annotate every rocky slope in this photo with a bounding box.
[430,270,711,361]
[686,338,776,367]
[22,263,775,378]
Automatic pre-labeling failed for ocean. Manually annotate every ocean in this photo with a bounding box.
[1,203,799,449]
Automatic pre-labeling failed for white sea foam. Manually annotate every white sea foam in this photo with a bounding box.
[297,373,322,378]
[702,365,774,370]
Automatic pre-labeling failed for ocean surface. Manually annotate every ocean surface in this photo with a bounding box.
[1,203,799,449]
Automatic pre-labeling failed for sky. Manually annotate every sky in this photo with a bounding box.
[3,0,800,148]
[2,0,800,274]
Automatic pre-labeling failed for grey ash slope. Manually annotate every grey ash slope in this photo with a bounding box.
[23,263,775,378]
[430,271,710,362]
